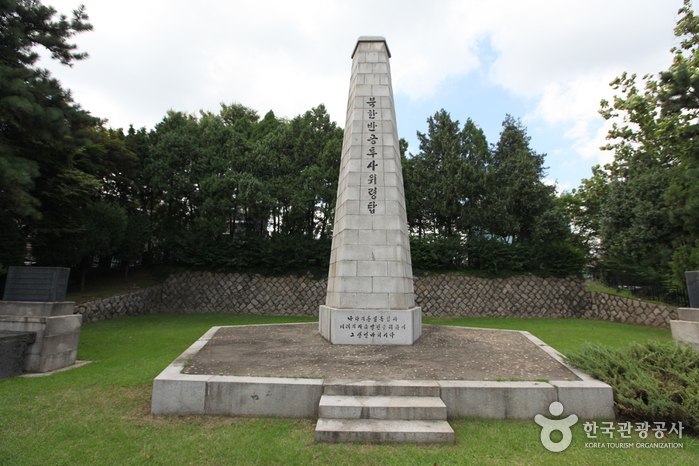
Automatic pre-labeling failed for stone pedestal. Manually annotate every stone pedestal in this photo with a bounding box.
[0,302,81,373]
[671,308,699,351]
[319,37,421,345]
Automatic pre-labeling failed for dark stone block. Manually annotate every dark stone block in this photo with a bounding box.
[2,267,70,302]
[0,331,36,379]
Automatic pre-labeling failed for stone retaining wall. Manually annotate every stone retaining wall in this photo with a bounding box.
[159,272,326,317]
[74,272,678,329]
[77,286,163,323]
[415,274,590,319]
[585,291,678,328]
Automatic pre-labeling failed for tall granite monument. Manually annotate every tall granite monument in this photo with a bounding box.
[319,37,421,345]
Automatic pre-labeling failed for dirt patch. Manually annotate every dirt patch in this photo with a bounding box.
[182,323,579,381]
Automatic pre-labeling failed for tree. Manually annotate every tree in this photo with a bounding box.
[405,110,489,238]
[268,104,342,237]
[583,0,699,284]
[116,211,151,278]
[0,1,98,269]
[76,128,140,208]
[488,115,560,244]
[558,164,610,260]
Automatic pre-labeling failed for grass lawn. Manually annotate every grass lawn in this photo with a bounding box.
[0,314,696,465]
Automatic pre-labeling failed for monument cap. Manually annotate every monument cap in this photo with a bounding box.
[352,36,391,58]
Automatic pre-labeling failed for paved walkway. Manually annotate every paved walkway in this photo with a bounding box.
[183,323,579,381]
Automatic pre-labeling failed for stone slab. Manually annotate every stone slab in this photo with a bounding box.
[0,301,75,317]
[318,395,447,420]
[315,418,454,444]
[2,266,70,302]
[323,379,441,397]
[205,376,323,418]
[671,320,699,351]
[153,324,615,421]
[151,325,324,417]
[19,359,91,377]
[439,380,556,419]
[0,314,82,372]
[320,306,421,345]
[551,380,615,419]
[678,308,699,322]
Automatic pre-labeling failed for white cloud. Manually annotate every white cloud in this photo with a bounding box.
[37,0,685,190]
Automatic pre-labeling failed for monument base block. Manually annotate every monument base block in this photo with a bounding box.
[319,306,422,345]
[671,307,699,351]
[0,302,81,373]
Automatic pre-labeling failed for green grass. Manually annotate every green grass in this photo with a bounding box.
[0,314,696,465]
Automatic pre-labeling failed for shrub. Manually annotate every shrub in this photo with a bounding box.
[564,341,699,432]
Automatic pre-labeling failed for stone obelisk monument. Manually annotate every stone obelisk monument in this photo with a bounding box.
[319,36,421,345]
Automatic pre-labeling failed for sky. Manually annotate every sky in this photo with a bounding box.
[39,0,686,192]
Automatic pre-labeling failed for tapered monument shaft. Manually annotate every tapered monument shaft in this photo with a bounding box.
[319,37,421,345]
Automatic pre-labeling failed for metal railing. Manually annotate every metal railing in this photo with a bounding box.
[604,273,689,307]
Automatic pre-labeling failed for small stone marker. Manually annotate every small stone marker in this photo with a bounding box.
[2,266,70,302]
[319,37,421,345]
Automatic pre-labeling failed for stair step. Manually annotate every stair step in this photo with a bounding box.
[323,379,440,397]
[319,395,447,420]
[315,418,455,444]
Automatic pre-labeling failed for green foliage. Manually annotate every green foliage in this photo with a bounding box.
[0,0,99,267]
[121,102,342,275]
[1,4,583,278]
[409,235,465,271]
[566,1,699,284]
[410,234,585,278]
[117,211,151,267]
[0,209,25,272]
[405,110,490,238]
[564,341,699,432]
[405,111,582,278]
[155,229,331,276]
[670,240,699,287]
[558,164,609,260]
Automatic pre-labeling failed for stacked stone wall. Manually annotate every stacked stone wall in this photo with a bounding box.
[157,272,326,316]
[76,285,162,323]
[73,272,677,329]
[415,274,590,319]
[586,291,678,328]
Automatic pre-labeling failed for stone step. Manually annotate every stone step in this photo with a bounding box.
[315,418,455,444]
[679,308,699,322]
[319,395,447,420]
[323,379,440,397]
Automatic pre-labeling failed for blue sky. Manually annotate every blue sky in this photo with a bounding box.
[39,0,686,193]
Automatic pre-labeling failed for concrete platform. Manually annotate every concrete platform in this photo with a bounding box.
[151,323,615,421]
[315,418,455,444]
